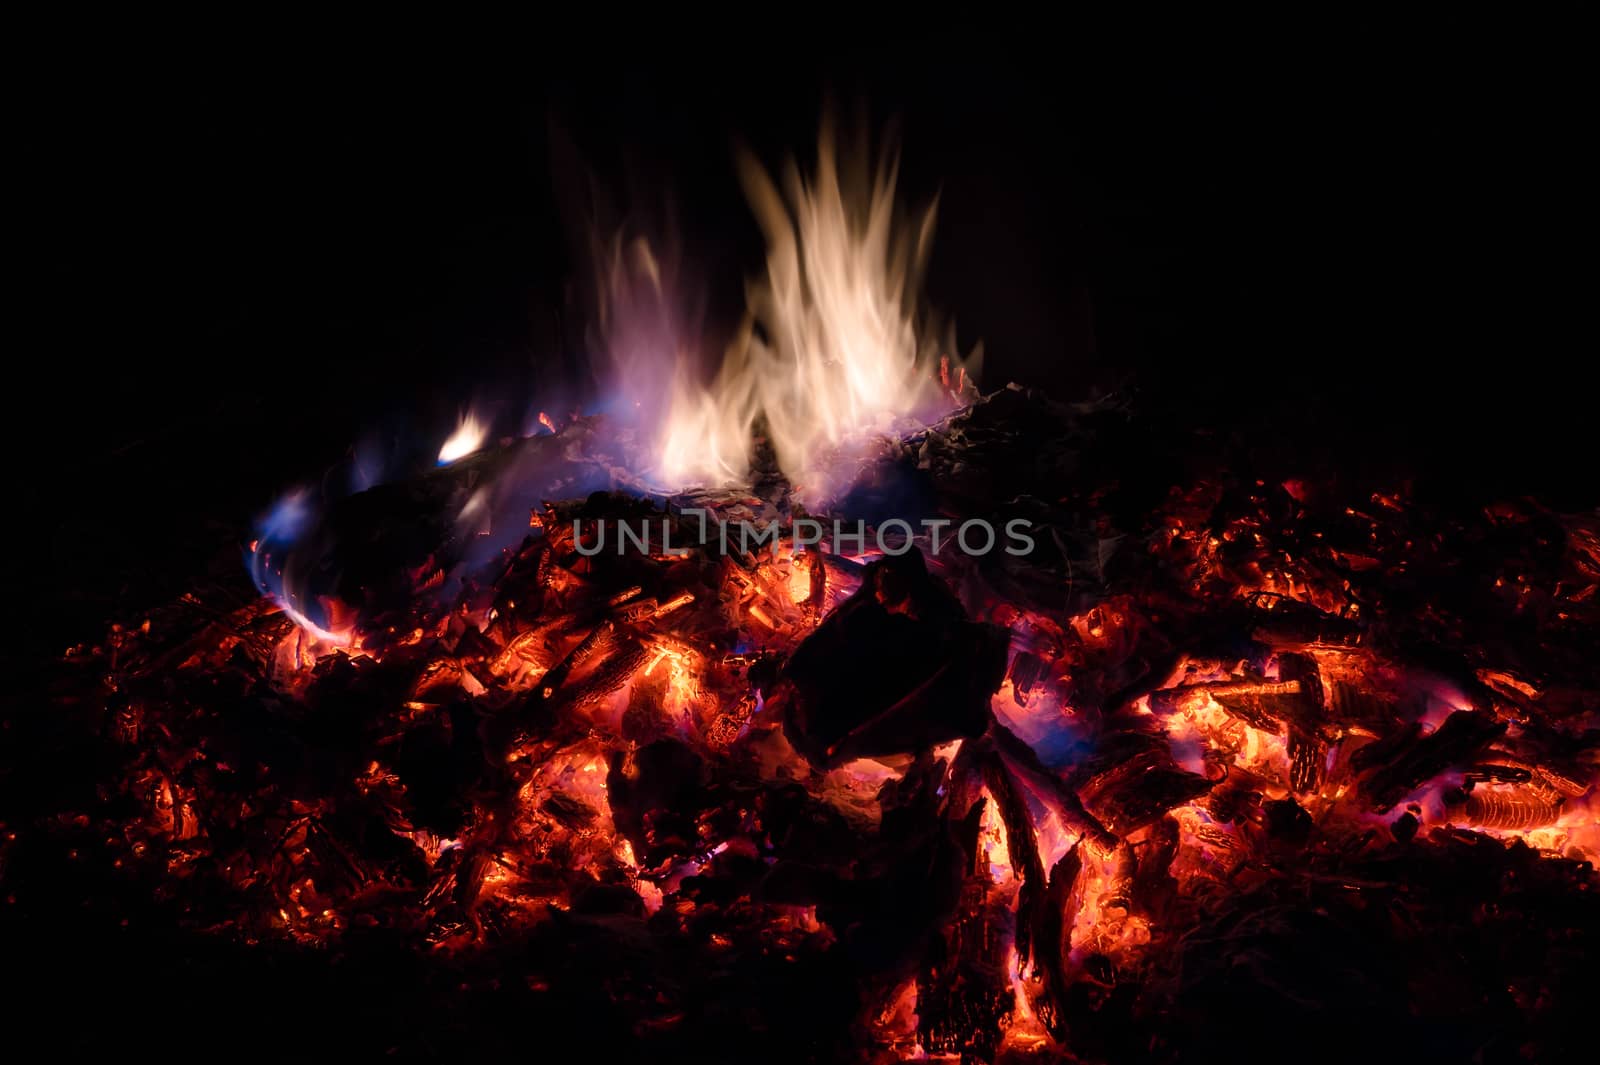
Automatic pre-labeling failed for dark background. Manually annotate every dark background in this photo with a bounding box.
[15,19,1594,658]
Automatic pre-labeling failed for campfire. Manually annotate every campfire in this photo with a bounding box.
[33,132,1600,1063]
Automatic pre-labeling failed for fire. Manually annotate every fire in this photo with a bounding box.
[978,792,1017,885]
[642,641,703,718]
[786,551,816,604]
[49,124,1600,1061]
[438,409,488,465]
[247,490,355,647]
[658,128,976,496]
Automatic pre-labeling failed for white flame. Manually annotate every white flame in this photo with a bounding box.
[658,130,975,496]
[438,410,488,465]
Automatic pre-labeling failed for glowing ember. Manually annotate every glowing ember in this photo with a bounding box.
[52,406,1600,1061]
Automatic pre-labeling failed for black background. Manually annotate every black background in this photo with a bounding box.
[15,18,1595,655]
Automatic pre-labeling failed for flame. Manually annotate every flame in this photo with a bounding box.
[978,792,1017,884]
[658,128,976,496]
[248,490,354,647]
[438,410,488,465]
[786,551,816,604]
[643,641,704,718]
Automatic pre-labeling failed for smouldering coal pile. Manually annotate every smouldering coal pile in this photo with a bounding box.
[14,385,1600,1063]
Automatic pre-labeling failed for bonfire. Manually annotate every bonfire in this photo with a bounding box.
[23,132,1600,1063]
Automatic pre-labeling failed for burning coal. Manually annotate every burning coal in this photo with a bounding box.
[34,129,1600,1063]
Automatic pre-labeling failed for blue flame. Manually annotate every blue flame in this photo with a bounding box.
[247,489,347,644]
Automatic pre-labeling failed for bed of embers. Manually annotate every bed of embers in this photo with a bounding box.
[21,386,1600,1063]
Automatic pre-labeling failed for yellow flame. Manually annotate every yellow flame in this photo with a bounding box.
[438,410,488,464]
[659,128,976,496]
